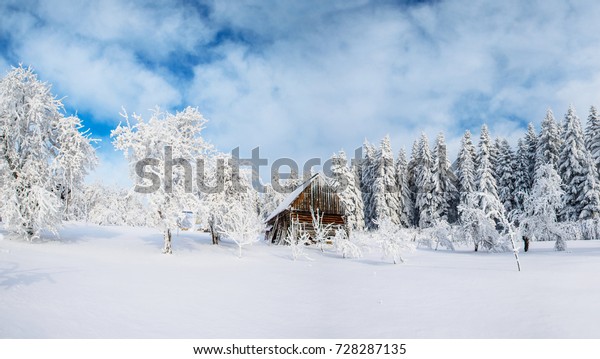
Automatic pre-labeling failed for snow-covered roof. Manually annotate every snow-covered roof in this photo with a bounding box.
[265,173,319,223]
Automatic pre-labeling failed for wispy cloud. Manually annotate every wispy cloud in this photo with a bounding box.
[2,0,600,185]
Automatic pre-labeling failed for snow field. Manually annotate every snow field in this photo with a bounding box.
[1,223,599,339]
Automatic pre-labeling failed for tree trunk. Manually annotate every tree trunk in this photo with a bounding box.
[163,228,172,254]
[523,237,530,252]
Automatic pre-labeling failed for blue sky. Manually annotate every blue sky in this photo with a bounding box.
[2,0,600,186]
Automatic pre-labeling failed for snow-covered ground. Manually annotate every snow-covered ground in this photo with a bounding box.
[1,222,599,339]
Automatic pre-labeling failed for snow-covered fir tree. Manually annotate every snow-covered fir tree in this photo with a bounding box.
[360,140,377,229]
[536,109,562,171]
[415,133,437,228]
[476,125,500,200]
[524,123,538,189]
[330,150,365,231]
[458,125,512,253]
[455,130,476,199]
[370,135,401,227]
[395,148,414,227]
[512,138,530,221]
[558,105,600,220]
[496,139,517,218]
[520,164,566,251]
[585,106,600,180]
[406,139,420,226]
[112,106,214,254]
[0,66,97,239]
[432,133,458,222]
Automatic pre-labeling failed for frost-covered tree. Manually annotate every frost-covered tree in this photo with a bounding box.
[476,125,501,207]
[360,140,377,229]
[524,123,538,188]
[372,217,415,264]
[395,149,413,227]
[258,182,285,220]
[112,107,213,254]
[200,153,259,245]
[217,203,264,257]
[333,228,363,259]
[0,66,97,239]
[585,106,600,179]
[406,139,421,226]
[558,105,600,220]
[83,184,148,227]
[536,109,562,171]
[496,139,517,217]
[432,133,458,222]
[330,150,364,231]
[371,135,401,226]
[455,130,476,199]
[520,164,566,251]
[415,133,437,228]
[512,138,530,221]
[460,124,507,251]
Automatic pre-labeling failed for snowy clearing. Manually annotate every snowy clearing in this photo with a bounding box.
[1,222,599,339]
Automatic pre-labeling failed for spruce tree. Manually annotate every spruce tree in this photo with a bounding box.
[558,105,600,220]
[330,150,365,231]
[432,133,458,222]
[585,106,600,179]
[360,140,377,229]
[415,133,437,228]
[455,130,476,197]
[512,138,530,221]
[407,139,421,226]
[524,123,538,188]
[395,148,414,227]
[496,139,517,218]
[371,136,401,226]
[536,109,562,171]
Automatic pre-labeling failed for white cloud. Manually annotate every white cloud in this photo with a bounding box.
[4,0,600,184]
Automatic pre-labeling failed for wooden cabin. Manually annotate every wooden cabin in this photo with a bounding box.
[265,173,347,244]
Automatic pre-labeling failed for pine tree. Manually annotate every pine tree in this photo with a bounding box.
[330,150,365,231]
[432,133,458,222]
[370,136,401,226]
[407,139,420,227]
[415,133,437,228]
[476,125,499,198]
[558,105,600,220]
[585,106,600,180]
[496,139,517,217]
[455,130,476,199]
[396,148,414,227]
[524,123,538,188]
[536,109,562,171]
[512,138,530,221]
[521,164,566,251]
[360,140,377,229]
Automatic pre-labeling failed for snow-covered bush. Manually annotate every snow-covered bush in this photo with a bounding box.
[283,220,312,261]
[458,192,510,252]
[83,184,148,227]
[217,203,265,257]
[311,208,334,252]
[0,66,96,240]
[417,220,455,251]
[372,217,415,264]
[333,228,363,259]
